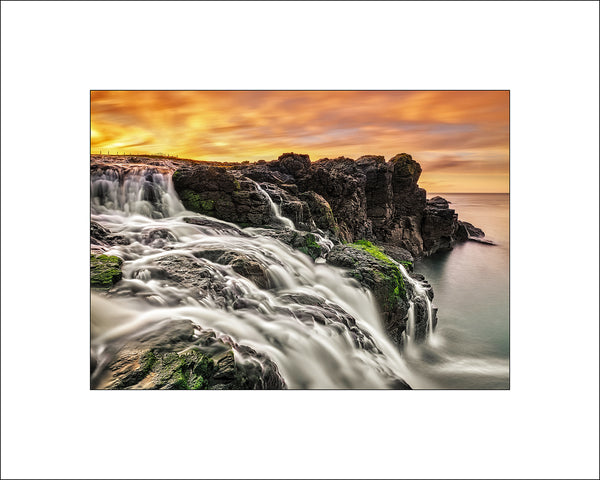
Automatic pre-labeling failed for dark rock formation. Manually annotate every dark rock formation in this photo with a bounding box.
[91,319,286,389]
[140,227,177,248]
[327,244,407,345]
[174,152,484,258]
[422,196,460,254]
[182,216,251,237]
[90,221,129,248]
[194,250,272,289]
[259,230,324,260]
[456,220,485,241]
[172,164,273,227]
[326,241,433,346]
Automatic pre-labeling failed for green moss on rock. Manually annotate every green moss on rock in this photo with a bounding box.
[140,350,157,375]
[152,349,216,390]
[349,240,407,308]
[90,254,123,288]
[299,233,322,260]
[179,189,217,214]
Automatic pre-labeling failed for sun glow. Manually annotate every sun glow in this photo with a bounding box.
[91,90,509,192]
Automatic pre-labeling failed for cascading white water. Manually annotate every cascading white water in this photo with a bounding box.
[250,180,334,258]
[253,182,296,230]
[91,160,418,388]
[406,302,415,344]
[427,296,433,339]
[396,262,436,341]
[91,165,183,218]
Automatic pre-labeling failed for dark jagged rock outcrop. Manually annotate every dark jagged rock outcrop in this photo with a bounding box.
[172,164,273,227]
[174,152,485,258]
[422,196,460,253]
[456,220,485,240]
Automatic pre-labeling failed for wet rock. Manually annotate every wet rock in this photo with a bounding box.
[90,254,123,289]
[183,217,250,237]
[92,319,286,390]
[412,297,432,342]
[299,156,370,243]
[389,378,412,389]
[298,191,338,234]
[326,243,410,345]
[422,195,459,255]
[468,237,495,245]
[90,221,130,247]
[190,249,271,289]
[457,220,485,238]
[379,244,414,270]
[215,251,271,289]
[153,254,221,290]
[90,221,111,243]
[141,227,177,247]
[112,253,231,306]
[260,229,323,260]
[172,165,273,226]
[260,183,312,230]
[239,165,295,185]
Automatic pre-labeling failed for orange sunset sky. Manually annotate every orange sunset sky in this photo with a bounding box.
[91,90,509,193]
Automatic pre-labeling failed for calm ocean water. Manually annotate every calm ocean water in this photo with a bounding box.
[404,193,509,389]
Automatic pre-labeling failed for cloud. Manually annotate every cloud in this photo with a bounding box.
[91,90,509,190]
[424,154,508,174]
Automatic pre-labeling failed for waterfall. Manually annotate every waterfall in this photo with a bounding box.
[91,159,417,389]
[427,300,434,336]
[405,302,415,344]
[250,180,334,258]
[394,261,436,344]
[252,181,296,230]
[91,164,184,218]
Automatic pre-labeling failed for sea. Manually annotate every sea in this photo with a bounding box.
[404,193,510,389]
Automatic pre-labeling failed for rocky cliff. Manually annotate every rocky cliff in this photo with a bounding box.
[172,152,483,258]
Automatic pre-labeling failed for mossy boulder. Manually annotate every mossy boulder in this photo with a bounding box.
[298,233,322,259]
[349,240,408,303]
[260,230,323,260]
[326,241,411,345]
[90,254,123,289]
[172,165,272,226]
[147,349,216,389]
[92,320,287,390]
[103,347,236,390]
